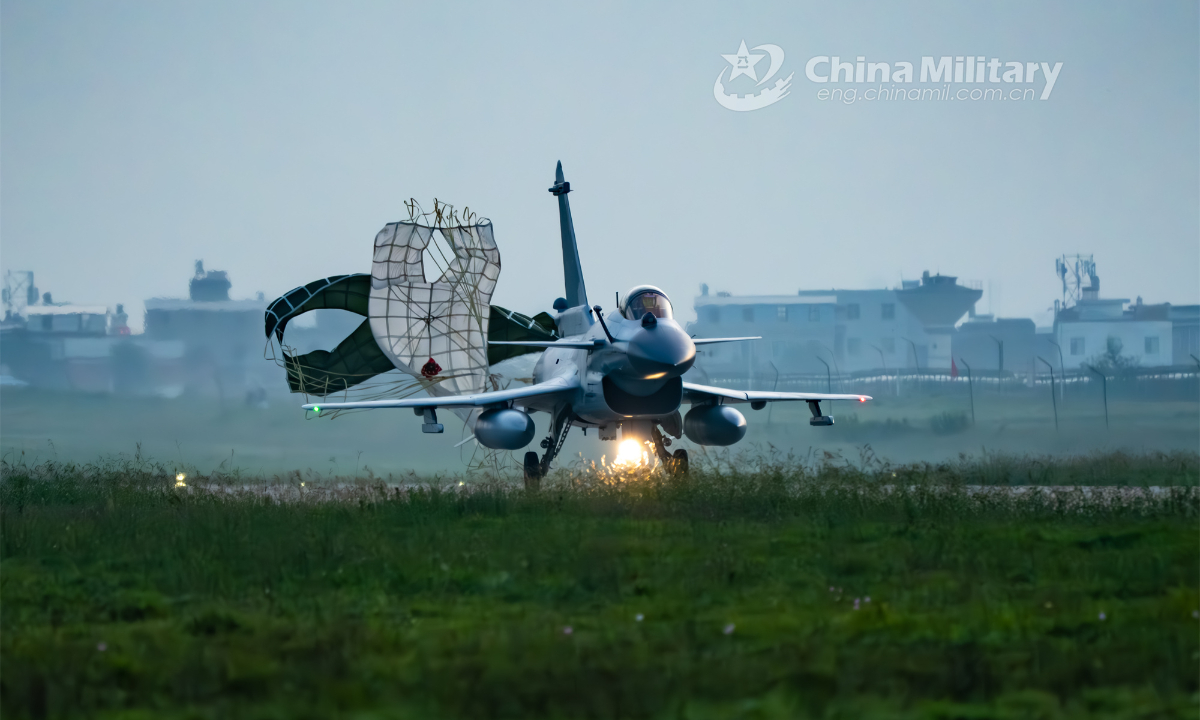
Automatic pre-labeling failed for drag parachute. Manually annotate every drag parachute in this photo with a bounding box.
[368,217,498,400]
[265,201,557,421]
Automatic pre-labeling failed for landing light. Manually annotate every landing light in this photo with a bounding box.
[175,473,187,488]
[611,438,650,469]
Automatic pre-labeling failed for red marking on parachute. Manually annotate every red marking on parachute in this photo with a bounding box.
[421,358,442,378]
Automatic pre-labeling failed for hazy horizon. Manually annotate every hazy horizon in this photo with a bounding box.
[3,1,1197,332]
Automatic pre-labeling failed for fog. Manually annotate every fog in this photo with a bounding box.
[3,1,1197,329]
[2,2,1197,474]
[4,379,1197,477]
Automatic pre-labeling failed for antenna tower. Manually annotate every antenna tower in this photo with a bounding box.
[1054,254,1097,309]
[2,271,36,319]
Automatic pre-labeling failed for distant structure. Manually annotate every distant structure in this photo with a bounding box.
[0,271,130,391]
[2,270,38,322]
[693,256,1197,380]
[22,303,110,335]
[954,315,1037,374]
[894,272,983,369]
[110,304,130,335]
[1055,254,1099,311]
[1054,296,1173,370]
[1169,305,1200,365]
[188,261,232,302]
[1050,257,1183,370]
[0,262,361,396]
[144,261,263,358]
[136,261,267,396]
[689,271,982,375]
[1,263,267,395]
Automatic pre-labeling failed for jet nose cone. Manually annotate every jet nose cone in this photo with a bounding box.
[627,324,696,379]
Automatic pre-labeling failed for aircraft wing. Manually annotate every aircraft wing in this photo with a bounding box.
[488,339,603,349]
[302,374,580,411]
[691,336,761,345]
[682,382,871,404]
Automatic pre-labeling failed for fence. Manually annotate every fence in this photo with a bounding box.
[697,364,1200,402]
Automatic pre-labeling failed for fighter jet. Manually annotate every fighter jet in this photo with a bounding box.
[304,162,870,484]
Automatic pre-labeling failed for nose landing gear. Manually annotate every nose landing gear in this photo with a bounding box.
[650,426,689,477]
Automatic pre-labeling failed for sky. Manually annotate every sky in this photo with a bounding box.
[2,1,1197,331]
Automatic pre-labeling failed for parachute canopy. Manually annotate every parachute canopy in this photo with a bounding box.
[368,219,498,399]
[266,209,557,398]
[265,274,370,343]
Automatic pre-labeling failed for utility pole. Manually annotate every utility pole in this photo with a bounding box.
[960,357,975,427]
[749,339,755,392]
[1037,356,1059,431]
[1085,363,1109,430]
[871,344,887,373]
[816,343,841,410]
[902,337,921,371]
[870,344,889,397]
[815,355,832,394]
[902,336,920,393]
[989,335,1004,375]
[817,343,841,384]
[1047,338,1066,406]
[767,361,779,426]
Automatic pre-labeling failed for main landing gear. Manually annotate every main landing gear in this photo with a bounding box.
[523,413,691,490]
[522,451,542,490]
[650,426,689,477]
[524,409,572,490]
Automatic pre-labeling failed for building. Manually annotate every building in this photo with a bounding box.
[688,271,981,375]
[21,304,109,335]
[1170,305,1199,366]
[144,263,264,357]
[0,278,128,391]
[140,262,269,395]
[894,272,983,369]
[1053,297,1173,370]
[1,263,361,396]
[953,315,1038,375]
[1,264,269,395]
[143,262,363,396]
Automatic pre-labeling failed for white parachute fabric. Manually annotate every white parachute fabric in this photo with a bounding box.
[368,219,500,414]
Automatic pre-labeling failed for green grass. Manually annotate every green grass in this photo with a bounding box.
[2,453,1198,719]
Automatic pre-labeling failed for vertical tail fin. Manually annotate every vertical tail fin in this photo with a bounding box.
[548,161,588,308]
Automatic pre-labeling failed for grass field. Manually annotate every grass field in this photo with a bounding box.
[3,452,1198,719]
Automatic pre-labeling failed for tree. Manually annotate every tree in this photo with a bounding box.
[1089,336,1139,375]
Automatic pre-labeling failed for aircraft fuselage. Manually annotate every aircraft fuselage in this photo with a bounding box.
[525,307,695,434]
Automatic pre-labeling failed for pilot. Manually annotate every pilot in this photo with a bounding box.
[622,286,673,320]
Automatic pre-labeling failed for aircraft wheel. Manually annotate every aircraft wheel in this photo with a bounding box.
[670,449,689,476]
[523,451,542,491]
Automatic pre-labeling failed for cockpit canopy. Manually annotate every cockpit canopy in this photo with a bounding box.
[622,285,673,321]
